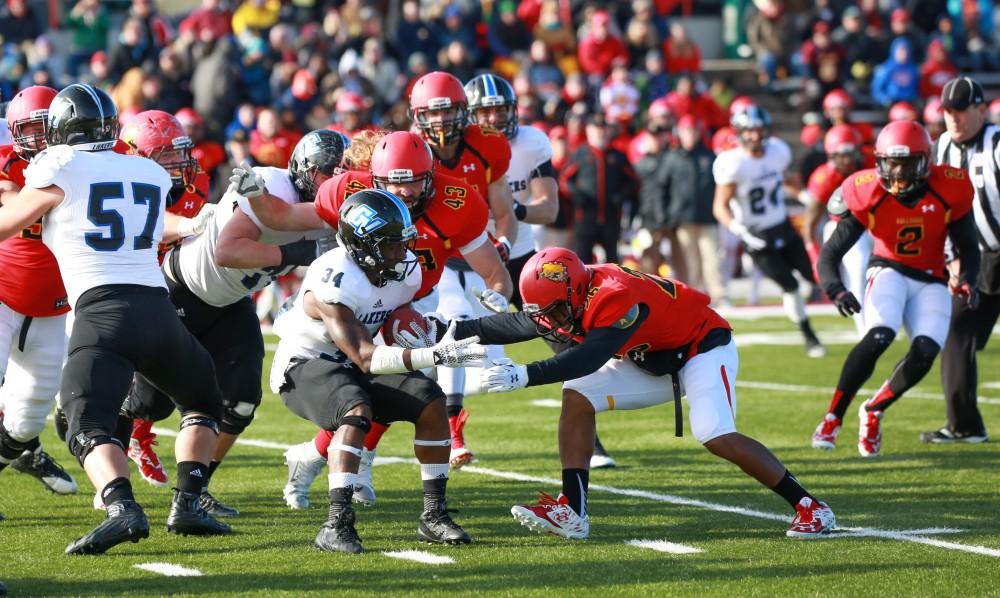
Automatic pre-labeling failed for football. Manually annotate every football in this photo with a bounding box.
[382,306,429,347]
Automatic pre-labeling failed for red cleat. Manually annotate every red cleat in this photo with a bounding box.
[448,408,475,469]
[127,418,169,487]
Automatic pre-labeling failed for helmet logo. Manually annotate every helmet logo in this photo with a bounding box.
[885,145,911,157]
[387,168,414,182]
[27,109,47,119]
[345,204,387,237]
[428,97,452,110]
[481,95,505,107]
[538,260,570,283]
[172,135,193,149]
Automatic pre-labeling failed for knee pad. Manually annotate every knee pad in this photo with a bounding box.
[858,326,896,356]
[112,413,134,449]
[338,414,371,434]
[179,415,220,435]
[220,400,258,435]
[909,335,941,370]
[67,431,124,466]
[0,421,40,462]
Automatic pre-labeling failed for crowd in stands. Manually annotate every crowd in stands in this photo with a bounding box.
[1,0,999,310]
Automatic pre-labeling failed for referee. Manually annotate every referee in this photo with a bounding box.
[923,76,998,444]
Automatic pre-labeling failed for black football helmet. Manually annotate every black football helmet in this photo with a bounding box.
[338,189,419,286]
[464,73,518,139]
[730,105,771,153]
[46,84,119,151]
[289,129,348,202]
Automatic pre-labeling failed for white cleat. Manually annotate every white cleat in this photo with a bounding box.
[786,497,836,538]
[352,448,377,506]
[589,453,617,469]
[282,441,326,509]
[511,491,589,540]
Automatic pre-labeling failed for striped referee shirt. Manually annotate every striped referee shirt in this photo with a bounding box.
[933,124,1000,252]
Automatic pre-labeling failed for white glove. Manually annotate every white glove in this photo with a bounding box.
[476,288,509,314]
[392,315,438,349]
[428,321,487,367]
[175,204,217,237]
[227,160,266,198]
[729,222,767,251]
[482,357,529,393]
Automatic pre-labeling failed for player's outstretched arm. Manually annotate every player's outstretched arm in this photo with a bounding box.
[215,208,315,269]
[463,238,513,300]
[0,184,62,241]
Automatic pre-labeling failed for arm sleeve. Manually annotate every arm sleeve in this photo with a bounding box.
[452,311,540,344]
[948,211,982,286]
[530,160,555,179]
[818,213,866,297]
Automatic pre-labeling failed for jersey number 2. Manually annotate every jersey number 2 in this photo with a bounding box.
[85,182,161,251]
[895,225,923,256]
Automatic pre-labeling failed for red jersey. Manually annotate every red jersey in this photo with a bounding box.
[193,140,226,174]
[842,165,974,279]
[313,170,489,299]
[566,264,730,361]
[158,171,210,263]
[432,124,511,200]
[0,145,69,317]
[808,162,847,207]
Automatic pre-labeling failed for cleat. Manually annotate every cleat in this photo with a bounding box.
[786,497,836,538]
[805,340,827,359]
[352,448,377,506]
[283,441,326,509]
[65,499,149,555]
[315,506,363,553]
[811,413,842,450]
[200,491,239,517]
[418,503,471,545]
[589,453,617,469]
[920,427,988,444]
[166,489,232,536]
[448,408,475,469]
[128,419,169,487]
[11,447,78,494]
[510,491,589,540]
[858,402,883,458]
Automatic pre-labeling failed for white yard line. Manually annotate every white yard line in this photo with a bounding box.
[133,563,203,577]
[382,550,455,565]
[529,399,562,408]
[626,539,703,554]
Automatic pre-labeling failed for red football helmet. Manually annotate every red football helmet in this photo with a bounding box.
[121,110,198,191]
[922,98,944,125]
[990,98,1000,123]
[825,125,863,175]
[370,131,435,216]
[174,107,204,140]
[336,92,366,114]
[822,89,853,114]
[874,120,931,198]
[519,248,591,340]
[888,101,918,122]
[728,95,756,117]
[408,71,468,147]
[6,85,57,159]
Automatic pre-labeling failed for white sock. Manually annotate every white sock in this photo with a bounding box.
[420,463,450,481]
[328,471,357,490]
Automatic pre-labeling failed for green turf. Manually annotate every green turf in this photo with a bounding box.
[3,314,1000,596]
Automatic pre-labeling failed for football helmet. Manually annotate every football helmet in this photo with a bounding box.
[409,71,468,147]
[519,248,591,340]
[335,92,366,114]
[465,73,518,139]
[338,189,419,285]
[728,95,756,117]
[46,84,119,151]
[888,101,918,122]
[370,131,435,217]
[288,129,348,202]
[822,89,853,114]
[120,110,198,193]
[922,98,944,125]
[874,120,931,198]
[824,124,863,175]
[730,105,771,153]
[6,85,57,160]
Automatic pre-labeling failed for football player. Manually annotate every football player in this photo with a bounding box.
[118,128,344,516]
[0,84,231,554]
[267,188,485,553]
[232,130,510,508]
[713,105,827,357]
[0,86,78,495]
[812,120,980,456]
[802,125,872,338]
[396,248,836,540]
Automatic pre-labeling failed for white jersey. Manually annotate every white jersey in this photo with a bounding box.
[505,125,554,259]
[0,119,11,145]
[169,167,330,307]
[713,137,792,233]
[26,146,170,308]
[269,245,421,393]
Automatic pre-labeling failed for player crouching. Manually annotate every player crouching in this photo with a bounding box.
[267,189,486,553]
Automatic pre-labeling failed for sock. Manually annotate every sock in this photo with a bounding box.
[798,319,819,344]
[830,332,893,419]
[327,487,353,519]
[866,382,895,412]
[869,337,939,411]
[562,468,589,517]
[314,429,333,459]
[770,470,814,508]
[176,461,208,494]
[363,422,390,451]
[204,460,221,488]
[102,477,136,506]
[328,471,356,491]
[445,395,464,418]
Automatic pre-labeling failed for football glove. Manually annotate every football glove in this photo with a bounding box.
[228,160,266,198]
[949,280,980,310]
[430,321,486,367]
[482,358,529,393]
[476,288,509,314]
[393,316,438,349]
[729,222,767,251]
[832,289,862,317]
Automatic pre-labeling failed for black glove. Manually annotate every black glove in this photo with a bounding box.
[279,239,318,267]
[950,280,980,310]
[832,290,862,317]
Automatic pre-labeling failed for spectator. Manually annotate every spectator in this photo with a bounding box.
[489,1,533,59]
[358,38,403,110]
[239,35,272,106]
[178,107,228,183]
[906,0,949,34]
[887,101,918,121]
[888,8,927,63]
[438,5,477,63]
[439,40,475,84]
[929,15,967,68]
[662,21,701,76]
[664,75,727,133]
[634,115,689,282]
[871,37,919,107]
[190,36,243,140]
[832,6,885,86]
[990,98,1000,127]
[745,0,798,89]
[20,36,61,90]
[231,0,280,38]
[577,9,629,82]
[280,69,319,123]
[157,47,193,115]
[111,67,147,115]
[800,20,847,106]
[922,97,944,140]
[527,40,566,104]
[599,62,640,124]
[179,0,232,45]
[624,2,661,64]
[0,0,41,48]
[108,17,156,83]
[65,0,110,78]
[561,113,636,264]
[636,50,671,105]
[628,98,673,165]
[960,8,999,71]
[249,107,297,167]
[396,0,440,68]
[919,39,958,100]
[539,125,574,250]
[213,129,253,203]
[327,92,373,138]
[80,51,114,92]
[129,0,174,50]
[531,0,576,57]
[225,102,258,141]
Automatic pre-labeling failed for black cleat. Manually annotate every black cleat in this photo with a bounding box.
[919,427,988,444]
[418,505,471,545]
[65,499,149,555]
[200,491,239,517]
[315,507,363,554]
[11,448,78,494]
[166,489,232,536]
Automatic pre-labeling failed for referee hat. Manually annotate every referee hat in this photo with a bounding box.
[941,76,985,111]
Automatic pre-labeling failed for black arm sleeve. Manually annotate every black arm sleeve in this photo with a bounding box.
[817,213,866,298]
[948,211,982,286]
[530,160,555,179]
[452,311,540,345]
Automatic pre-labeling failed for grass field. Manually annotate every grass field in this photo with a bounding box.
[3,312,1000,597]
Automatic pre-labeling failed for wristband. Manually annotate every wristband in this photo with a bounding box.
[513,201,527,221]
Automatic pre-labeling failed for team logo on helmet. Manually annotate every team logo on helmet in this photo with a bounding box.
[345,204,387,237]
[538,261,570,283]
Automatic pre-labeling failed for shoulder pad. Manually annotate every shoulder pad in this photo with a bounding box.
[611,304,641,329]
[826,187,849,217]
[23,145,76,189]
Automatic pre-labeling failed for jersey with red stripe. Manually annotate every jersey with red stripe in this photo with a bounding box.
[842,165,973,279]
[313,170,489,298]
[432,124,511,199]
[158,170,210,263]
[566,264,731,360]
[0,145,69,317]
